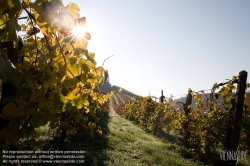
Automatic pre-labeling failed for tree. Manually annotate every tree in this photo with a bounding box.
[0,0,112,151]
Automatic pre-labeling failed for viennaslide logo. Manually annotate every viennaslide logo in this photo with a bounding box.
[219,146,248,165]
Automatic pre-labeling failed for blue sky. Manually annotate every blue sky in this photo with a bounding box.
[63,0,250,98]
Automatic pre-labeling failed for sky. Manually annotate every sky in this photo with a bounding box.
[62,0,250,98]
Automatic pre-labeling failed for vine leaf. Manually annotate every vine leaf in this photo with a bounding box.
[0,128,19,146]
[0,0,111,150]
[66,3,80,19]
[0,50,23,84]
[1,101,34,118]
[73,94,89,109]
[67,63,81,78]
[67,87,81,100]
[86,52,96,65]
[0,13,8,29]
[0,0,22,46]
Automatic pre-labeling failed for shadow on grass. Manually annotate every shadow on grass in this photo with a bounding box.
[153,129,175,143]
[41,111,111,166]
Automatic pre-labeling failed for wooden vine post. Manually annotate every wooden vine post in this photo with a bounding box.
[160,90,165,103]
[224,70,248,166]
[184,88,192,146]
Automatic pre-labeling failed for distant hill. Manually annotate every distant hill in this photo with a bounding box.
[100,81,134,94]
[110,85,140,98]
[99,79,112,93]
[99,80,141,102]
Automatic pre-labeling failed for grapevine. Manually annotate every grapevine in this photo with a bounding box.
[0,0,112,151]
[122,76,250,163]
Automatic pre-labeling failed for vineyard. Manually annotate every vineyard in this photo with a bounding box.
[111,73,250,166]
[110,91,136,115]
[0,0,250,166]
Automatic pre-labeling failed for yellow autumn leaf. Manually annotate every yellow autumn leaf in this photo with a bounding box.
[95,67,104,75]
[232,76,237,81]
[73,38,88,49]
[96,129,102,136]
[67,87,81,100]
[66,63,80,78]
[193,95,198,100]
[85,108,90,113]
[88,122,96,130]
[72,94,89,109]
[66,3,80,19]
[98,97,105,104]
[118,88,122,92]
[201,142,206,147]
[52,54,64,63]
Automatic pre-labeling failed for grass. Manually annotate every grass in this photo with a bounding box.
[86,102,203,166]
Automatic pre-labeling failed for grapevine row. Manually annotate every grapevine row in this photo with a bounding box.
[121,74,250,164]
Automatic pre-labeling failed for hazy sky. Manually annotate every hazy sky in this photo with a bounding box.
[63,0,250,98]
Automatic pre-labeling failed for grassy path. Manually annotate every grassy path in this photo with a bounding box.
[93,100,202,166]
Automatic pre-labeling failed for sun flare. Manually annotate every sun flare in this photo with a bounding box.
[73,25,87,38]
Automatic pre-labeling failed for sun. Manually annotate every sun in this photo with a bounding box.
[73,25,87,38]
